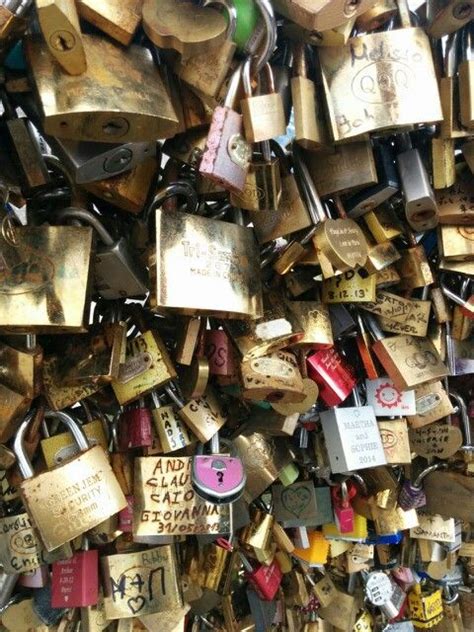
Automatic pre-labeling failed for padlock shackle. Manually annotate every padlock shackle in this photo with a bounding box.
[254,0,276,72]
[56,207,115,247]
[14,409,90,479]
[413,461,448,488]
[449,390,472,448]
[144,181,198,223]
[201,0,237,39]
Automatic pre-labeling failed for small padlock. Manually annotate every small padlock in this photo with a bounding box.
[240,58,286,143]
[199,62,252,193]
[192,432,246,504]
[51,538,98,608]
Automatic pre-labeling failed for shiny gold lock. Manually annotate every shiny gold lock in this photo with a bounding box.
[291,42,330,150]
[36,0,86,75]
[77,0,142,45]
[25,35,179,142]
[312,217,368,279]
[355,0,397,31]
[286,301,334,348]
[432,137,456,190]
[436,164,474,224]
[396,242,434,290]
[273,0,375,32]
[439,225,474,261]
[43,355,102,411]
[364,206,403,244]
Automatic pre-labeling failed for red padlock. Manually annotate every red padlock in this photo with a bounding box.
[204,329,235,377]
[306,347,356,407]
[119,398,153,449]
[51,542,98,608]
[331,481,357,534]
[239,552,282,601]
[118,495,134,533]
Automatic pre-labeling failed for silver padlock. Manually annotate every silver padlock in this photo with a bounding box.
[396,133,439,231]
[56,207,148,299]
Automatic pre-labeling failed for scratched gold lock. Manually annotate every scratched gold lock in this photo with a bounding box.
[25,35,179,143]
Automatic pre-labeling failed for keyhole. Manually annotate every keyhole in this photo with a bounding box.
[216,471,224,485]
[102,117,130,138]
[50,31,76,51]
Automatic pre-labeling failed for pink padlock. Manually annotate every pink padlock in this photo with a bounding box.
[331,481,356,534]
[199,63,251,193]
[192,433,246,504]
[18,565,49,588]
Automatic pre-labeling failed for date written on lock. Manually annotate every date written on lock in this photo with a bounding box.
[134,456,231,538]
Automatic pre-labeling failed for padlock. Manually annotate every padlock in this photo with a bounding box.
[331,481,356,533]
[101,545,183,619]
[238,550,282,601]
[306,346,356,407]
[364,313,448,391]
[142,0,228,57]
[0,214,93,333]
[55,207,147,300]
[240,58,286,143]
[36,0,86,75]
[273,0,374,31]
[192,432,246,504]
[459,22,474,130]
[13,409,127,551]
[427,0,473,38]
[51,538,98,608]
[0,88,50,197]
[151,391,195,453]
[319,386,386,473]
[319,0,443,141]
[174,1,237,98]
[199,62,252,194]
[25,34,180,142]
[76,0,142,45]
[229,140,282,212]
[398,462,448,511]
[395,134,440,231]
[291,42,329,150]
[149,182,263,318]
[40,400,108,469]
[240,350,305,404]
[118,398,153,450]
[164,384,227,444]
[408,583,444,629]
[345,141,400,219]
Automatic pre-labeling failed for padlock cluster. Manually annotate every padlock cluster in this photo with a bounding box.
[0,0,473,631]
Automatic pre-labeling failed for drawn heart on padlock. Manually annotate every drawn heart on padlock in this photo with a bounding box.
[281,485,311,517]
[127,595,147,615]
[409,423,463,459]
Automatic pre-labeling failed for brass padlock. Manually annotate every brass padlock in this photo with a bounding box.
[25,35,179,142]
[319,0,443,141]
[13,409,126,551]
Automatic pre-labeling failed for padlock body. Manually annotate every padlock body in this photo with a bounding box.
[246,560,282,601]
[20,445,127,551]
[334,505,354,533]
[120,407,153,449]
[230,157,282,211]
[398,481,426,511]
[199,106,251,193]
[306,347,356,407]
[241,93,286,143]
[192,453,246,503]
[51,549,99,608]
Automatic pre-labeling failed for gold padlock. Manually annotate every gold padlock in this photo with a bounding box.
[25,35,179,143]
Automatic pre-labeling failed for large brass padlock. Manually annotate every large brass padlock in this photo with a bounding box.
[13,409,126,551]
[319,0,443,140]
